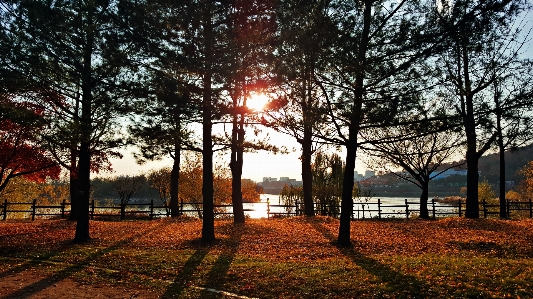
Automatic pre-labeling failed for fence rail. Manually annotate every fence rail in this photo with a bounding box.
[2,197,533,221]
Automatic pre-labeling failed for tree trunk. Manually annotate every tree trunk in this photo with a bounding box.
[498,135,507,218]
[170,141,180,217]
[338,0,371,246]
[338,142,356,247]
[301,128,314,216]
[419,180,429,219]
[201,4,215,243]
[202,105,215,242]
[465,147,480,218]
[74,17,94,243]
[300,60,314,217]
[120,202,126,221]
[68,151,78,221]
[230,112,245,224]
[74,141,91,242]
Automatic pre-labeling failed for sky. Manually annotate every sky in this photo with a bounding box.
[106,10,533,183]
[106,127,368,183]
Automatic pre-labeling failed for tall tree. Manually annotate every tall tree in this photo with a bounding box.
[226,0,276,223]
[128,72,198,218]
[435,0,531,218]
[267,0,336,217]
[1,0,142,241]
[177,0,233,242]
[125,0,201,218]
[318,0,440,246]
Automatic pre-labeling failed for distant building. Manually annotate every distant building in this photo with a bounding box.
[354,172,364,181]
[263,177,278,182]
[433,169,467,180]
[259,177,302,194]
[364,170,375,178]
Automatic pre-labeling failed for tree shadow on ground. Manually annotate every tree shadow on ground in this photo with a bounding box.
[310,220,440,299]
[160,248,210,298]
[0,242,72,280]
[161,222,246,298]
[0,221,169,299]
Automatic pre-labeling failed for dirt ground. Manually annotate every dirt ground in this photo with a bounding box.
[0,269,162,299]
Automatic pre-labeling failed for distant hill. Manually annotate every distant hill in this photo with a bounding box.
[369,144,533,198]
[477,144,533,185]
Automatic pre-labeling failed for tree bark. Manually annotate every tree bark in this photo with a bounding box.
[301,128,314,216]
[170,140,181,217]
[68,151,78,221]
[337,0,371,247]
[74,13,94,243]
[74,141,91,243]
[465,147,480,218]
[419,180,430,219]
[338,140,356,247]
[230,112,245,224]
[201,3,215,243]
[498,134,507,218]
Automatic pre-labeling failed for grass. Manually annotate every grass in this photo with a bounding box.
[1,216,533,298]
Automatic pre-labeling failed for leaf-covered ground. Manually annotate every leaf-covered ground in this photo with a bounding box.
[1,217,533,298]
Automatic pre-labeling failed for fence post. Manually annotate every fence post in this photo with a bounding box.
[458,199,462,217]
[378,198,382,219]
[2,199,7,220]
[150,199,154,220]
[90,199,95,220]
[120,203,125,221]
[267,198,270,219]
[506,199,510,218]
[530,197,532,219]
[61,199,66,219]
[524,197,533,218]
[32,198,37,221]
[405,198,409,219]
[432,198,436,219]
[482,197,487,218]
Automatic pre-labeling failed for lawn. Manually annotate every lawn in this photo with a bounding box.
[1,216,532,298]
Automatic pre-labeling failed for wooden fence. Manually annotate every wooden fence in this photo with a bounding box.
[0,199,252,221]
[266,198,533,219]
[2,197,533,221]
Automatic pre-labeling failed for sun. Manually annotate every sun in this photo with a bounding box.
[246,92,269,111]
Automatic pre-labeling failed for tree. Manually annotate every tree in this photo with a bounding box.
[365,124,463,218]
[226,0,276,224]
[267,0,336,217]
[113,175,145,220]
[316,0,441,246]
[126,0,202,219]
[128,75,197,218]
[434,0,531,218]
[147,168,172,215]
[518,161,533,201]
[312,151,344,217]
[1,0,141,241]
[490,59,533,218]
[0,97,61,195]
[178,153,204,218]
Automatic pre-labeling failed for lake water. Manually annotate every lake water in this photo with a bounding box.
[239,194,459,219]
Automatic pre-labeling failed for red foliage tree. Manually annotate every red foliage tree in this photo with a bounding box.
[0,98,61,195]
